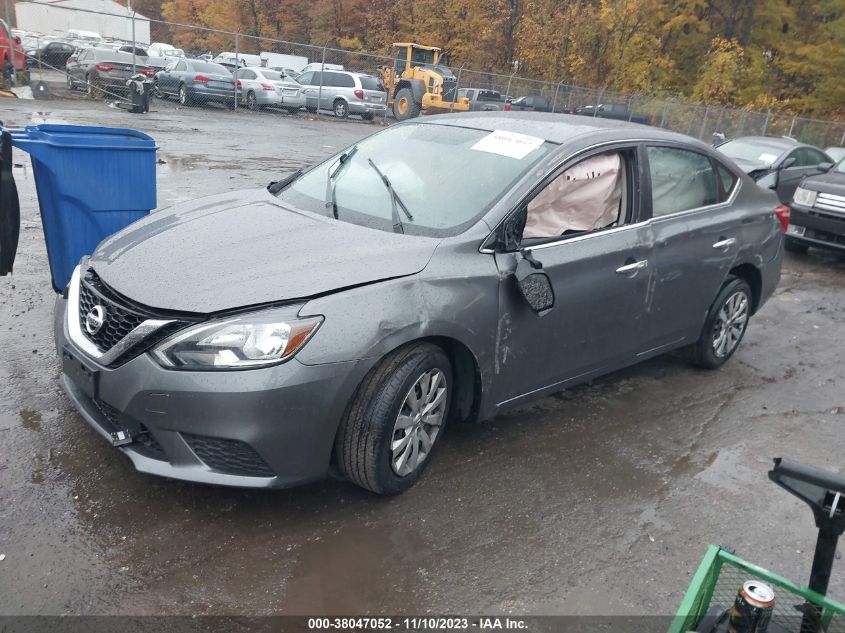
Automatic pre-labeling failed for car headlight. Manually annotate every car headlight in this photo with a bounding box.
[151,308,322,370]
[793,186,817,207]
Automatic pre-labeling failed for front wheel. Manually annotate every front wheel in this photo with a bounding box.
[684,277,752,369]
[393,87,421,121]
[66,73,74,90]
[335,342,452,495]
[245,91,257,111]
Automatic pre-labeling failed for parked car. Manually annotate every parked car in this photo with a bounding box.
[214,52,261,68]
[147,42,184,58]
[715,136,833,204]
[25,40,76,68]
[65,29,101,44]
[298,62,344,75]
[458,88,508,111]
[823,146,845,163]
[66,48,154,96]
[233,67,304,112]
[508,95,552,112]
[574,103,652,124]
[785,158,845,254]
[295,70,386,119]
[153,59,235,107]
[0,18,27,74]
[56,112,783,495]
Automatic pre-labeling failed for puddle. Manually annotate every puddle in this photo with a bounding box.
[20,409,42,431]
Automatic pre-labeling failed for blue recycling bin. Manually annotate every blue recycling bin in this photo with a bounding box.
[6,124,157,291]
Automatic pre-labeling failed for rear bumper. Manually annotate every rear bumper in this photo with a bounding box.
[349,101,387,115]
[787,204,845,252]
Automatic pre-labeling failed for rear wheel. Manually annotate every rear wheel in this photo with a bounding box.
[245,90,257,110]
[784,238,809,254]
[333,99,349,118]
[85,74,100,99]
[178,83,191,106]
[684,277,752,369]
[335,342,452,495]
[153,78,163,99]
[393,87,421,121]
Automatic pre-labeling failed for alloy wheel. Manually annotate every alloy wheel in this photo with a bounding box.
[179,85,187,105]
[335,101,347,118]
[390,368,448,477]
[247,92,257,110]
[712,291,749,358]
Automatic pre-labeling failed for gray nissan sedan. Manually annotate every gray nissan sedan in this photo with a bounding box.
[55,113,784,494]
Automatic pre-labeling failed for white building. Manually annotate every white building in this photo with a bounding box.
[15,0,151,44]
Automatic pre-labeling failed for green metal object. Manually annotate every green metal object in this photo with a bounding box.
[670,546,845,633]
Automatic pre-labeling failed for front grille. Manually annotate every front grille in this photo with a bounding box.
[816,192,845,214]
[441,78,457,103]
[183,434,275,477]
[78,270,146,353]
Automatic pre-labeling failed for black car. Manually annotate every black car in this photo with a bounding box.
[25,40,75,69]
[508,95,552,112]
[785,158,845,254]
[67,48,154,96]
[154,59,235,107]
[716,136,833,205]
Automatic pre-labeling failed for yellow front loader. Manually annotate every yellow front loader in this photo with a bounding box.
[378,43,470,120]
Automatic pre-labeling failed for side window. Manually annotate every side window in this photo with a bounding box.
[311,71,323,85]
[646,146,718,216]
[714,161,738,202]
[797,148,826,167]
[175,61,186,72]
[523,151,628,239]
[339,73,355,87]
[297,71,312,85]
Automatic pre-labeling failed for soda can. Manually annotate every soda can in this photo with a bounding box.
[728,580,775,633]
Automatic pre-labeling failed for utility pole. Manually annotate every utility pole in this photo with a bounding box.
[128,0,136,74]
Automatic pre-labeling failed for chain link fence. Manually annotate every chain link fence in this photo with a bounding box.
[7,2,845,146]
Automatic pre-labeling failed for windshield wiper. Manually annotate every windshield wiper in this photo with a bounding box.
[267,169,302,194]
[325,145,358,219]
[367,158,414,234]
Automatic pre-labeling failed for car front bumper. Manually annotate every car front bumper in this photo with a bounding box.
[55,295,371,488]
[787,203,845,252]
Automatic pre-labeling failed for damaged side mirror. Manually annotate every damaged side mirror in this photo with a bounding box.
[515,251,554,316]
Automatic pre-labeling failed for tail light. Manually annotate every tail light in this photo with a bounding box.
[194,74,209,83]
[774,204,791,233]
[235,79,241,88]
[95,63,114,71]
[354,89,364,100]
[66,58,72,66]
[141,67,155,77]
[261,82,273,91]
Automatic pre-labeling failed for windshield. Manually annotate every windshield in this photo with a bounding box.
[825,147,845,163]
[834,158,845,174]
[718,139,789,166]
[276,123,553,237]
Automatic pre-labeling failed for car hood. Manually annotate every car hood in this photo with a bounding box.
[800,170,845,196]
[729,157,770,175]
[90,189,439,313]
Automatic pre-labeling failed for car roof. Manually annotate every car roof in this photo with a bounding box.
[423,111,695,146]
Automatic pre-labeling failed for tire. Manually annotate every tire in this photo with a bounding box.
[784,238,808,254]
[684,276,753,369]
[178,83,191,106]
[393,87,421,121]
[306,105,317,114]
[285,107,300,114]
[153,79,163,99]
[361,111,374,121]
[333,99,349,118]
[335,342,452,495]
[246,90,257,111]
[85,74,100,99]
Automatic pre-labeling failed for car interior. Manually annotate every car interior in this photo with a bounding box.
[523,151,627,239]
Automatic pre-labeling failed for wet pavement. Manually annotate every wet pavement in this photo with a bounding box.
[1,98,844,617]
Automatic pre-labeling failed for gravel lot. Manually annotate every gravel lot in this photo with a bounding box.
[1,96,844,618]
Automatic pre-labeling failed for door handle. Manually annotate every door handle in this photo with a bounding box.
[712,238,736,249]
[616,260,648,274]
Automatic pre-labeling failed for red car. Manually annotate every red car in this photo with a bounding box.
[0,19,26,75]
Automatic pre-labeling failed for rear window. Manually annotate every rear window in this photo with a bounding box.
[190,61,230,74]
[478,91,501,101]
[359,75,383,90]
[261,70,283,81]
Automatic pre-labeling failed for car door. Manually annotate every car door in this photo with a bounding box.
[320,71,342,109]
[166,60,186,94]
[70,49,87,81]
[776,147,829,204]
[492,144,656,404]
[644,144,742,347]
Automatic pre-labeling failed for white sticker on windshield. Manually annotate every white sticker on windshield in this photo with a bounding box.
[758,153,778,163]
[471,130,544,160]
